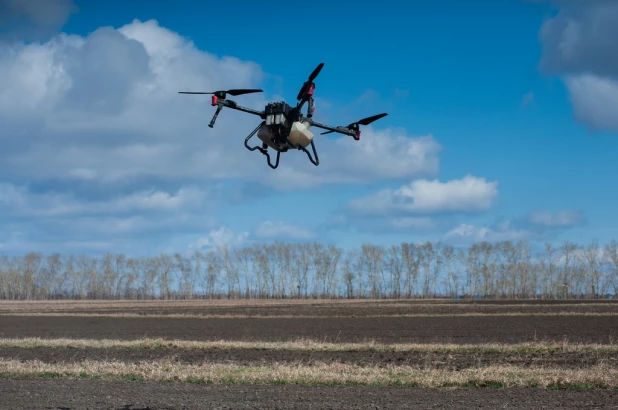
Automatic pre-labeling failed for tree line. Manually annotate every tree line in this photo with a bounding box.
[1,239,617,300]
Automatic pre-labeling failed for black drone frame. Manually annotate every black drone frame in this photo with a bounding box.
[179,63,387,169]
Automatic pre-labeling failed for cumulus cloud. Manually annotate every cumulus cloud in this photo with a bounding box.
[563,75,618,132]
[443,222,531,246]
[526,209,585,228]
[347,175,498,216]
[254,220,314,240]
[0,19,441,188]
[442,208,586,247]
[0,0,76,40]
[0,18,444,253]
[0,182,222,254]
[0,183,209,217]
[195,227,249,250]
[538,0,618,132]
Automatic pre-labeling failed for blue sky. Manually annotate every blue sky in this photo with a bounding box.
[1,0,617,255]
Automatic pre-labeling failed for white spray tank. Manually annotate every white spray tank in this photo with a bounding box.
[288,120,314,148]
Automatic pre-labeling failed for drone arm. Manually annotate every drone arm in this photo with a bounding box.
[222,99,264,117]
[306,119,355,137]
[208,99,264,128]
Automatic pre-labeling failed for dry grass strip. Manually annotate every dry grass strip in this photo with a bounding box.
[0,359,615,389]
[1,337,616,354]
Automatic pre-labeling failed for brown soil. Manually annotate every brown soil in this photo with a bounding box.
[3,299,618,316]
[1,346,615,369]
[1,379,616,409]
[0,315,616,344]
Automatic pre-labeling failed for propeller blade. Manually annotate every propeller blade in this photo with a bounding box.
[356,113,388,126]
[226,89,263,96]
[297,63,325,100]
[178,89,262,96]
[308,63,324,82]
[320,113,388,136]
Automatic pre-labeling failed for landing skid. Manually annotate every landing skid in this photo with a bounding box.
[244,122,319,169]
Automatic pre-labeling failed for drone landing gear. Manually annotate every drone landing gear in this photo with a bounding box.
[244,122,320,169]
[286,137,319,166]
[244,122,280,169]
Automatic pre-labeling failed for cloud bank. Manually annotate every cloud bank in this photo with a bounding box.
[0,19,445,253]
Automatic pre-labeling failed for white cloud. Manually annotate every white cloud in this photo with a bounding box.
[387,217,435,229]
[0,183,208,217]
[443,222,531,245]
[0,18,446,254]
[539,0,618,133]
[347,175,498,216]
[526,209,585,228]
[195,227,249,250]
[255,220,314,240]
[442,208,586,247]
[0,19,441,189]
[563,75,618,132]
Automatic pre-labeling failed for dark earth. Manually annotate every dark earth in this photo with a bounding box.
[3,298,618,317]
[1,300,617,409]
[1,379,616,410]
[0,315,616,344]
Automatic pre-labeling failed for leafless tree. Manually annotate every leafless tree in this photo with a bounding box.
[1,238,618,300]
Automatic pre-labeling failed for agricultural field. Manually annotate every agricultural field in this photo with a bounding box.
[1,299,618,409]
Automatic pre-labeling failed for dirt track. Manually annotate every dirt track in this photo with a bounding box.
[1,315,616,344]
[1,379,617,409]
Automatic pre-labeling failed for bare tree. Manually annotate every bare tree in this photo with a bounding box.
[441,244,457,297]
[2,238,618,301]
[387,245,404,298]
[582,241,603,298]
[559,241,578,299]
[604,240,618,296]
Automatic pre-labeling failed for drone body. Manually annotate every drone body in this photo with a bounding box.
[179,63,388,169]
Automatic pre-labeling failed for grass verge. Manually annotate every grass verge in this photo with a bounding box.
[1,337,616,354]
[0,359,615,389]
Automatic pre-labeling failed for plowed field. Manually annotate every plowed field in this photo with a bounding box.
[1,299,617,409]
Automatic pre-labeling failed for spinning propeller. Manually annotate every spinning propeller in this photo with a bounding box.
[321,113,388,140]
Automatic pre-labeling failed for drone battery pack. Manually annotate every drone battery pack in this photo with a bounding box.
[288,121,314,148]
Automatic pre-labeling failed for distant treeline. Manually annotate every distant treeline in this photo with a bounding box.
[1,239,617,300]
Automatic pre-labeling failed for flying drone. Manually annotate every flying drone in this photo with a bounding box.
[178,63,388,169]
